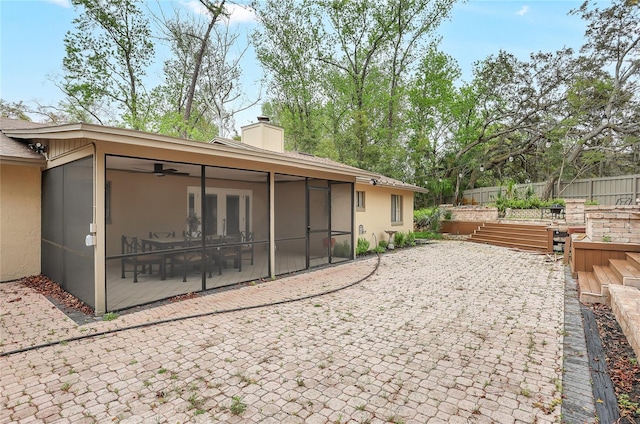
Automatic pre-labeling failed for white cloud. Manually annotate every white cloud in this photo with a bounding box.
[181,1,256,24]
[516,6,530,16]
[45,0,72,8]
[225,4,256,24]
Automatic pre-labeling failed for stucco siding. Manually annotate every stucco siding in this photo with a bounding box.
[0,164,41,281]
[355,184,415,248]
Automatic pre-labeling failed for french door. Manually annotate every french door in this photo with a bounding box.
[188,187,251,236]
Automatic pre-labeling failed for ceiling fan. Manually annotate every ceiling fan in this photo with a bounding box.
[133,163,190,177]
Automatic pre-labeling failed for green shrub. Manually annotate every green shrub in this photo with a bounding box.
[406,231,416,247]
[492,194,565,214]
[378,240,388,249]
[585,199,599,205]
[413,231,443,240]
[332,241,351,258]
[394,232,406,247]
[356,237,370,255]
[413,207,441,232]
[373,245,386,253]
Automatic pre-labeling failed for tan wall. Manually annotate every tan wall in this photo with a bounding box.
[0,164,41,281]
[355,184,414,247]
[241,123,284,153]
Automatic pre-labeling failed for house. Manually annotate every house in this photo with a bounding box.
[0,117,427,315]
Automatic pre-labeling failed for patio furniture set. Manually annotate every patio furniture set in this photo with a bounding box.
[121,231,254,283]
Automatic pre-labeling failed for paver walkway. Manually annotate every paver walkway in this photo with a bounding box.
[1,241,568,423]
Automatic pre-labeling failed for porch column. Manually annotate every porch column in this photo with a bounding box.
[269,171,276,278]
[94,150,106,315]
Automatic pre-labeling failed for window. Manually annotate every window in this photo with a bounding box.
[356,191,365,210]
[391,194,403,224]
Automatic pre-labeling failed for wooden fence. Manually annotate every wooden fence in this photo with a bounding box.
[462,174,640,206]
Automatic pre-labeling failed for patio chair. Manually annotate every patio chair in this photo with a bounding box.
[121,235,165,283]
[148,231,176,239]
[240,231,254,265]
[218,235,242,274]
[169,236,209,282]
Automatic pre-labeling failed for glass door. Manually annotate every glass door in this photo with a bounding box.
[225,195,240,237]
[187,187,251,236]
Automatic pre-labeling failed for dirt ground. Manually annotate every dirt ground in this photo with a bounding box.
[591,304,640,423]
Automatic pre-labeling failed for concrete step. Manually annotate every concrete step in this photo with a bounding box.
[627,252,640,269]
[609,258,640,288]
[578,271,606,304]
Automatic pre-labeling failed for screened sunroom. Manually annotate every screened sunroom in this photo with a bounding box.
[10,119,367,314]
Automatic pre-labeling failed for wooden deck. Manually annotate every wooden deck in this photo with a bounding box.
[577,251,640,305]
[467,222,552,253]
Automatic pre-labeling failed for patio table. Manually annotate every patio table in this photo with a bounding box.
[141,236,242,279]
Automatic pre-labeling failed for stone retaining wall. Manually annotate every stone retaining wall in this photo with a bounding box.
[565,199,586,224]
[585,206,640,244]
[610,285,640,361]
[439,204,498,222]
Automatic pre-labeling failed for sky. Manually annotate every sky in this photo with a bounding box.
[0,0,589,132]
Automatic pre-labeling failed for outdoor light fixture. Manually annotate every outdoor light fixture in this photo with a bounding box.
[458,173,463,178]
[28,142,47,154]
[369,178,378,186]
[153,163,165,176]
[479,165,484,172]
[509,156,514,162]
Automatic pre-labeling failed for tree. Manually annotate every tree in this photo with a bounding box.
[61,0,154,129]
[253,0,456,174]
[0,100,32,121]
[252,0,325,152]
[152,0,258,140]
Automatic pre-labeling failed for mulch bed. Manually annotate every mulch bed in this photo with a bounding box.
[21,274,94,316]
[591,303,640,423]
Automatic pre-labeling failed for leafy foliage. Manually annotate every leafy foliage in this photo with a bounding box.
[356,238,370,255]
[414,207,440,232]
[62,0,154,129]
[332,241,352,258]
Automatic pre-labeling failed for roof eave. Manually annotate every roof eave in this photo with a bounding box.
[0,155,46,167]
[4,123,375,179]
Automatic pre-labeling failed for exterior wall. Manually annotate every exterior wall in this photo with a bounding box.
[585,205,640,244]
[355,184,414,247]
[0,163,41,281]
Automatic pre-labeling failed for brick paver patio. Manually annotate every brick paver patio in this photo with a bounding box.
[1,241,566,423]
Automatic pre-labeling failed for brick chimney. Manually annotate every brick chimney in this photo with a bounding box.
[240,116,284,153]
